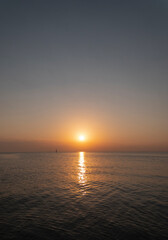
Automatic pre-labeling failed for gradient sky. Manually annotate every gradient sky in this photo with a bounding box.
[0,0,168,152]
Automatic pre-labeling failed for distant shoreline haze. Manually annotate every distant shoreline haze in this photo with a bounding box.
[0,139,167,153]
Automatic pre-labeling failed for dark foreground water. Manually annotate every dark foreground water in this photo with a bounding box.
[0,152,168,240]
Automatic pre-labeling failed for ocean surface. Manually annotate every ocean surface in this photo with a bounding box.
[0,152,168,240]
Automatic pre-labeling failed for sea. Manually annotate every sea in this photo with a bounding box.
[0,152,168,240]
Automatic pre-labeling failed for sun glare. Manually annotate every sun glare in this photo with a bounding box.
[79,135,85,141]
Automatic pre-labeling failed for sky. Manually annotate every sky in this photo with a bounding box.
[0,0,168,152]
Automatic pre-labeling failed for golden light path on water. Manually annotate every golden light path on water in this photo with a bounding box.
[78,152,86,192]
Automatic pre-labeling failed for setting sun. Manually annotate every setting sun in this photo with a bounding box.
[79,135,85,141]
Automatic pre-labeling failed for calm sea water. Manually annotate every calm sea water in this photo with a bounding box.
[0,152,168,240]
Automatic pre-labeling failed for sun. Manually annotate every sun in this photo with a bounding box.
[79,135,85,141]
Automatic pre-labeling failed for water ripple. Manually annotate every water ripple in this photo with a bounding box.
[0,152,168,239]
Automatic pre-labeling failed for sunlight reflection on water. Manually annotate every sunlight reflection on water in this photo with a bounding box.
[0,152,168,240]
[78,152,86,194]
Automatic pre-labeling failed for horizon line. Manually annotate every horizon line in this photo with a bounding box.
[0,150,168,154]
